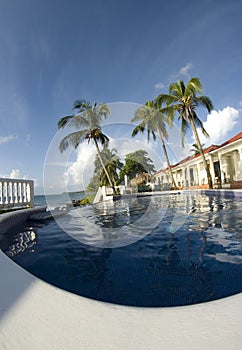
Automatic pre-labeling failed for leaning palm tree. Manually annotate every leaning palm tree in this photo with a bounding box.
[95,147,123,187]
[58,100,117,194]
[86,147,123,192]
[156,77,214,188]
[131,100,177,189]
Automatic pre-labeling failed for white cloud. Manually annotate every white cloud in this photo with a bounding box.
[9,169,28,179]
[64,143,96,190]
[179,63,193,77]
[0,169,29,180]
[197,106,239,146]
[0,134,17,145]
[154,82,165,90]
[110,138,145,159]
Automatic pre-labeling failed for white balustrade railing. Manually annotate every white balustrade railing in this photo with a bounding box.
[0,178,34,209]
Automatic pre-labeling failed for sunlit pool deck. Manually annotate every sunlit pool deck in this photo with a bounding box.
[0,191,241,349]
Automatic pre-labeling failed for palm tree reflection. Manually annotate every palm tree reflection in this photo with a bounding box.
[1,229,37,257]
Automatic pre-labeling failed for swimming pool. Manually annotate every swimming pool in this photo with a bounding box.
[1,192,241,307]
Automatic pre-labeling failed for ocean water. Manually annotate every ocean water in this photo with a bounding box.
[34,192,86,209]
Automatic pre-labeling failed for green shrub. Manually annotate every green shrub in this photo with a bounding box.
[80,194,95,205]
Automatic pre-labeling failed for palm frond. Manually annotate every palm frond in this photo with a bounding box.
[57,115,74,129]
[194,96,214,112]
[132,106,149,122]
[152,131,156,141]
[97,132,110,146]
[186,77,202,95]
[132,125,145,137]
[160,104,177,122]
[192,112,209,138]
[59,130,88,152]
[181,119,190,147]
[72,115,89,128]
[169,80,185,97]
[96,103,111,119]
[156,93,178,106]
[169,82,179,94]
[73,99,91,111]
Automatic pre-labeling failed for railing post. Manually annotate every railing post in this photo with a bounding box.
[29,180,34,208]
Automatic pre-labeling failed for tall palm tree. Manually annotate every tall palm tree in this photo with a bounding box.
[156,77,214,188]
[58,100,117,194]
[131,100,177,189]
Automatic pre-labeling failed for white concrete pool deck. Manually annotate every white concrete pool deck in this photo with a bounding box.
[0,250,241,350]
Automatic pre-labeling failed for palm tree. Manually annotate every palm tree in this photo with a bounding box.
[156,77,214,188]
[95,147,123,187]
[131,100,177,189]
[58,100,117,194]
[190,143,205,156]
[86,147,123,192]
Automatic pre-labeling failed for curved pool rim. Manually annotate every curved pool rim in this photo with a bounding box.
[0,189,242,308]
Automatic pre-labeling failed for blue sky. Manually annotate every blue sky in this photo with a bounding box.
[0,0,242,194]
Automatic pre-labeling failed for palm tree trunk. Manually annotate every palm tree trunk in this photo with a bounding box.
[190,119,213,189]
[157,129,177,189]
[94,138,117,195]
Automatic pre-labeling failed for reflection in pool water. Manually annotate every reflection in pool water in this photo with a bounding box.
[0,193,241,307]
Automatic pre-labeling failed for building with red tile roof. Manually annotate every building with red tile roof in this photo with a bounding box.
[154,132,242,189]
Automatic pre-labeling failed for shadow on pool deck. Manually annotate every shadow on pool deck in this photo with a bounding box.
[0,207,47,322]
[0,251,35,323]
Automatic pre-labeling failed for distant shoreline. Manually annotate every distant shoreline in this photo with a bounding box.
[62,190,85,195]
[35,191,85,197]
[34,192,86,208]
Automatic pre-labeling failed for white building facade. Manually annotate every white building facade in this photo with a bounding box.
[155,132,242,190]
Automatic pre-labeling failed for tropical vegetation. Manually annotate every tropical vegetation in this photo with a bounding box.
[119,149,155,183]
[57,99,118,194]
[190,142,205,156]
[58,77,214,198]
[131,100,177,189]
[156,77,214,188]
[87,147,123,191]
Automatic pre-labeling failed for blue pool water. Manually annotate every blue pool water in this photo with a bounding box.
[1,192,242,307]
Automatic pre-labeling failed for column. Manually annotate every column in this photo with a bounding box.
[195,164,200,185]
[22,183,26,202]
[27,181,34,207]
[7,182,11,204]
[18,182,22,203]
[0,181,3,204]
[209,156,215,183]
[237,148,242,179]
[8,181,13,204]
[233,151,240,180]
[218,154,225,183]
[186,167,191,187]
[13,182,17,203]
[181,168,185,188]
